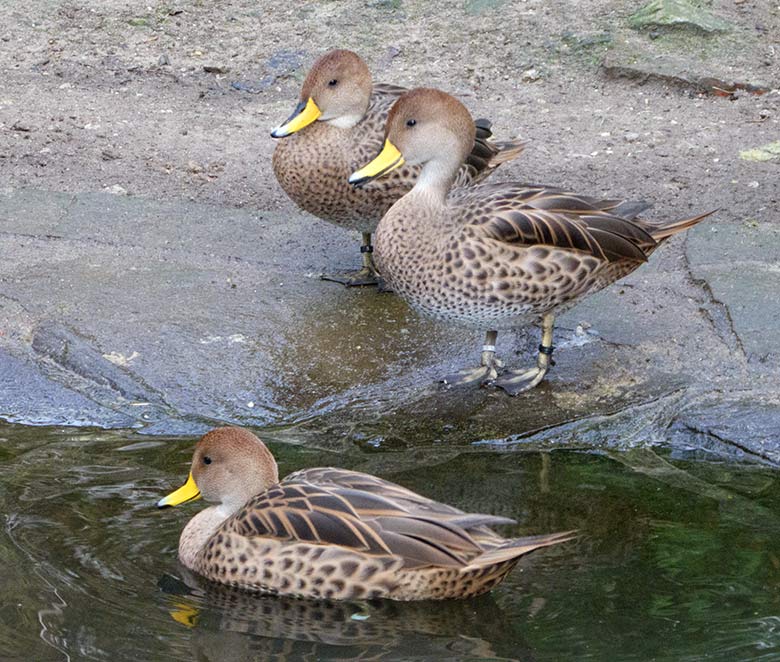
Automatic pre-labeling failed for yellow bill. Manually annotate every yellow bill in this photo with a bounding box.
[348,139,405,187]
[270,97,322,138]
[157,472,201,508]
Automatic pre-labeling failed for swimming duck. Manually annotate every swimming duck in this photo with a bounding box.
[158,426,572,600]
[271,50,525,286]
[349,88,713,394]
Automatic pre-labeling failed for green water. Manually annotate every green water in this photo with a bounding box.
[1,422,779,661]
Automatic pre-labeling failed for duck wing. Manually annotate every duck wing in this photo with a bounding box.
[223,473,515,568]
[286,467,515,528]
[455,185,657,263]
[372,82,409,100]
[455,119,526,187]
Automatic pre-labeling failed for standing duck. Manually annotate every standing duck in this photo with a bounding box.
[349,88,713,394]
[158,426,572,600]
[271,50,524,286]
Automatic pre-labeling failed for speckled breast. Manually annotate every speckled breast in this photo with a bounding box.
[376,210,608,330]
[272,122,416,233]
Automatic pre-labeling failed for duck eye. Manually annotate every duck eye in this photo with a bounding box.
[328,79,338,87]
[203,456,212,465]
[406,119,417,127]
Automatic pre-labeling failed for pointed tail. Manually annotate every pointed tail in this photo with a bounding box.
[468,117,526,183]
[647,209,717,241]
[489,138,527,167]
[461,530,576,572]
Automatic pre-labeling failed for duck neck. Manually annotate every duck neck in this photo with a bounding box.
[177,503,234,569]
[411,158,457,204]
[324,111,364,129]
[322,97,370,130]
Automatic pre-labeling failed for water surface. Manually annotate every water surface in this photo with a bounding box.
[1,423,779,661]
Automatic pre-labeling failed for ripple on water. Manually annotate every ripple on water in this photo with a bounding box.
[1,423,780,661]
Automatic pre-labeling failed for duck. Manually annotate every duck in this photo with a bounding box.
[348,88,714,395]
[157,426,573,601]
[270,50,525,287]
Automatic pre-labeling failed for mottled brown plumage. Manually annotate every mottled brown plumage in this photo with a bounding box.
[271,50,524,285]
[158,427,572,601]
[350,88,714,393]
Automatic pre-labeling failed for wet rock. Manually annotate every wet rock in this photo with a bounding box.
[31,320,160,405]
[0,348,136,428]
[629,0,731,34]
[670,397,780,466]
[685,222,780,360]
[0,189,776,449]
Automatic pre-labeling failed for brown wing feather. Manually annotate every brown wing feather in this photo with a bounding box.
[288,468,515,529]
[220,470,517,569]
[372,82,408,99]
[455,187,659,263]
[227,484,394,555]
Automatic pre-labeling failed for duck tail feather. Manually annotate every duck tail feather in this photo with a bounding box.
[649,209,717,241]
[461,530,576,572]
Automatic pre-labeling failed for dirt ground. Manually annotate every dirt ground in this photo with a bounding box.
[1,0,778,217]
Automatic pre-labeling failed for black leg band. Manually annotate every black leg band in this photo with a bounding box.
[360,244,374,254]
[538,344,555,356]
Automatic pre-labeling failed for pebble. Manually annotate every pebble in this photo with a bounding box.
[624,132,640,143]
[521,68,542,83]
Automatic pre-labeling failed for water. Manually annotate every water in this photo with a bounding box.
[1,422,779,661]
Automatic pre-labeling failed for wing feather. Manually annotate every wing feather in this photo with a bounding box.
[219,470,515,568]
[456,188,657,263]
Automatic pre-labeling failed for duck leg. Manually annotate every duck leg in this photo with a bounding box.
[320,232,381,287]
[493,313,555,396]
[441,330,504,387]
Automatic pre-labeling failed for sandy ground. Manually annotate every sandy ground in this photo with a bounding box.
[1,0,778,214]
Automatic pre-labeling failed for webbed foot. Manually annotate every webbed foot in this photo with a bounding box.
[441,331,503,388]
[492,365,548,396]
[320,266,380,287]
[441,362,500,388]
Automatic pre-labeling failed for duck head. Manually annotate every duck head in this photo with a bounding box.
[157,427,279,513]
[349,88,475,190]
[271,49,373,138]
